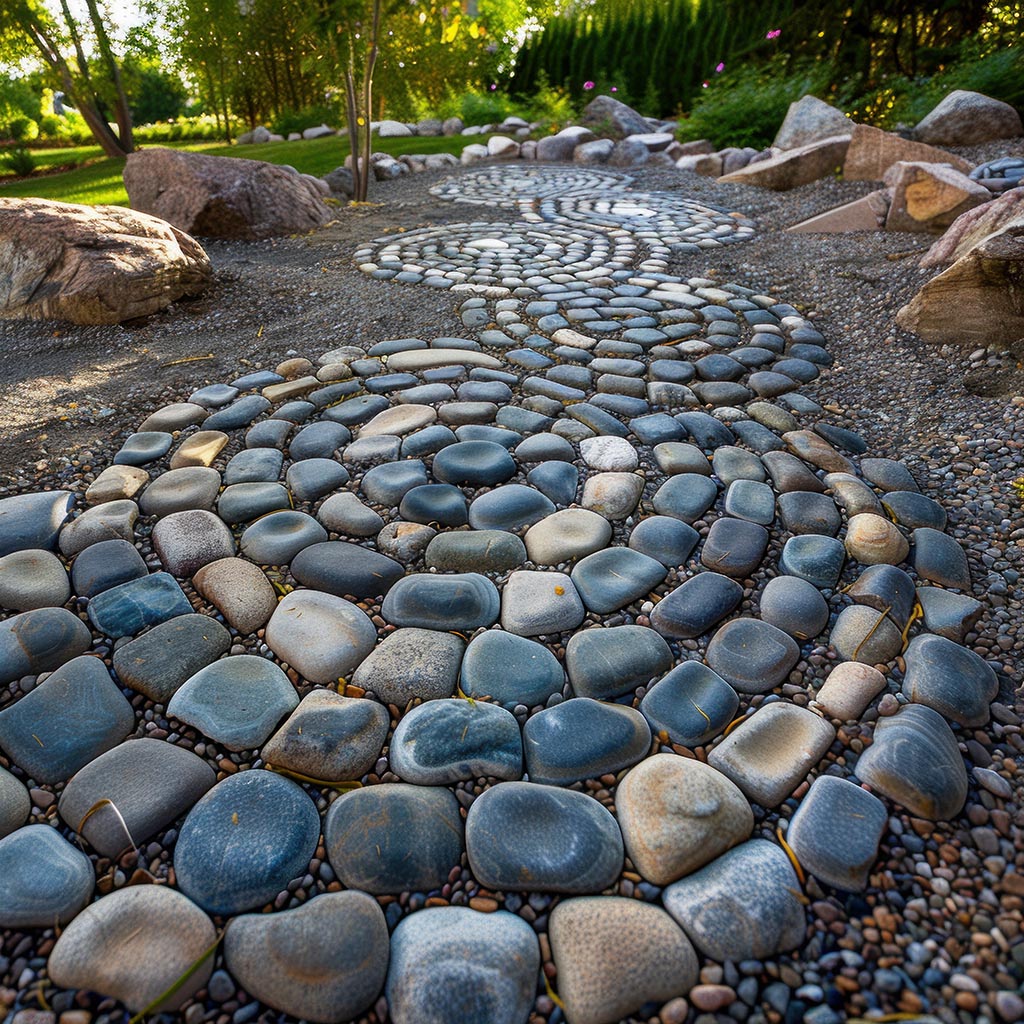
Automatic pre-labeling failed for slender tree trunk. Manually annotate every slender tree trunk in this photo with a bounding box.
[359,0,381,203]
[344,64,363,200]
[83,0,134,152]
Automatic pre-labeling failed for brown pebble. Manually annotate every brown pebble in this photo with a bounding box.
[690,984,735,1011]
[660,996,689,1024]
[469,897,499,912]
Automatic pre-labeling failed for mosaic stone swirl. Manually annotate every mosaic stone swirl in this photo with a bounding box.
[0,165,1009,1024]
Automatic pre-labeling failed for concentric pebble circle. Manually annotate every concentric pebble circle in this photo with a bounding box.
[430,163,635,204]
[0,164,1009,1024]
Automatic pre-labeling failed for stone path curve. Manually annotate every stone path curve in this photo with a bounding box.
[0,163,1009,1024]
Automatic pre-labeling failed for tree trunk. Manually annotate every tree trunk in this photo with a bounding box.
[344,65,363,201]
[83,0,134,152]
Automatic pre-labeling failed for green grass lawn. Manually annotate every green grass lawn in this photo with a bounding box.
[0,133,491,206]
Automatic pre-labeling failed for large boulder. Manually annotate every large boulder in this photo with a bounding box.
[0,197,210,325]
[774,95,850,150]
[883,161,991,233]
[123,147,331,240]
[897,217,1024,346]
[922,187,1024,266]
[914,89,1023,146]
[717,134,850,190]
[843,123,971,181]
[536,125,595,162]
[581,95,650,137]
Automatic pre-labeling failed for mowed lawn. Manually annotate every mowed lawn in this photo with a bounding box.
[0,133,490,206]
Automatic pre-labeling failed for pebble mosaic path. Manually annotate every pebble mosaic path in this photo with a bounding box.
[0,165,1015,1024]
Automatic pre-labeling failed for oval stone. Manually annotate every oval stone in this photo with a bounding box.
[705,618,800,694]
[0,491,74,556]
[0,824,94,927]
[700,516,769,579]
[425,530,526,573]
[175,771,320,916]
[0,606,91,685]
[351,627,464,705]
[902,632,998,727]
[758,575,830,641]
[167,655,299,751]
[855,703,967,820]
[650,572,743,640]
[325,784,463,895]
[239,511,328,565]
[468,484,555,532]
[565,624,673,699]
[290,541,405,599]
[569,547,668,614]
[398,484,468,527]
[433,440,517,486]
[628,515,700,567]
[390,699,523,784]
[524,508,612,565]
[465,781,623,893]
[652,473,718,523]
[523,698,650,785]
[459,630,564,709]
[382,573,500,631]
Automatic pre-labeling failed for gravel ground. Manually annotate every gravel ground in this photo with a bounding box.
[0,143,1022,1024]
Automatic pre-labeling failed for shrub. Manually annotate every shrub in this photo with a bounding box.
[271,103,343,137]
[5,115,39,143]
[677,58,835,149]
[1,146,36,177]
[521,72,577,126]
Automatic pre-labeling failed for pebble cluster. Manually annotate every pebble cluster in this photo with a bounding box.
[0,165,1019,1024]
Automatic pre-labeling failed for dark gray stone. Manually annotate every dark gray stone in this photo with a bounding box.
[466,781,623,893]
[290,541,404,599]
[652,474,718,523]
[847,563,917,628]
[776,491,841,536]
[779,534,846,589]
[58,738,216,857]
[459,630,564,709]
[527,461,579,506]
[706,618,800,694]
[71,538,148,598]
[203,395,272,431]
[468,485,555,532]
[217,483,291,525]
[0,491,74,555]
[855,703,967,820]
[175,771,320,916]
[399,484,469,527]
[650,572,743,639]
[524,698,651,785]
[325,784,463,895]
[902,632,998,726]
[917,586,983,643]
[0,656,134,783]
[758,575,830,641]
[425,530,526,573]
[224,448,285,485]
[113,433,173,467]
[390,699,523,784]
[640,662,739,746]
[700,517,769,579]
[112,612,231,703]
[433,441,516,486]
[0,825,94,927]
[381,573,500,631]
[87,571,192,637]
[361,460,429,506]
[912,527,971,589]
[0,606,92,684]
[662,840,806,960]
[239,511,328,565]
[168,655,299,751]
[565,625,673,699]
[570,547,667,613]
[285,458,349,502]
[723,479,775,525]
[787,776,887,891]
[628,515,699,567]
[881,490,946,531]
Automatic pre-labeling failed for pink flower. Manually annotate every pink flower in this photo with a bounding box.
[489,83,497,91]
[766,29,782,40]
[702,80,709,88]
[715,62,725,73]
[610,86,617,93]
[583,81,595,90]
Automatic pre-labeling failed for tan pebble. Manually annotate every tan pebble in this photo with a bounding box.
[169,430,228,469]
[317,362,354,382]
[660,996,690,1024]
[468,896,498,912]
[690,984,736,1012]
[844,513,909,565]
[276,357,315,378]
[815,662,887,720]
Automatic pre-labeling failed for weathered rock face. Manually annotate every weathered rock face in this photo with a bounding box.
[914,89,1023,146]
[787,190,890,233]
[843,123,972,182]
[921,188,1024,267]
[773,95,850,150]
[717,135,851,190]
[897,218,1024,346]
[581,95,651,137]
[124,147,332,240]
[0,198,211,325]
[883,161,991,234]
